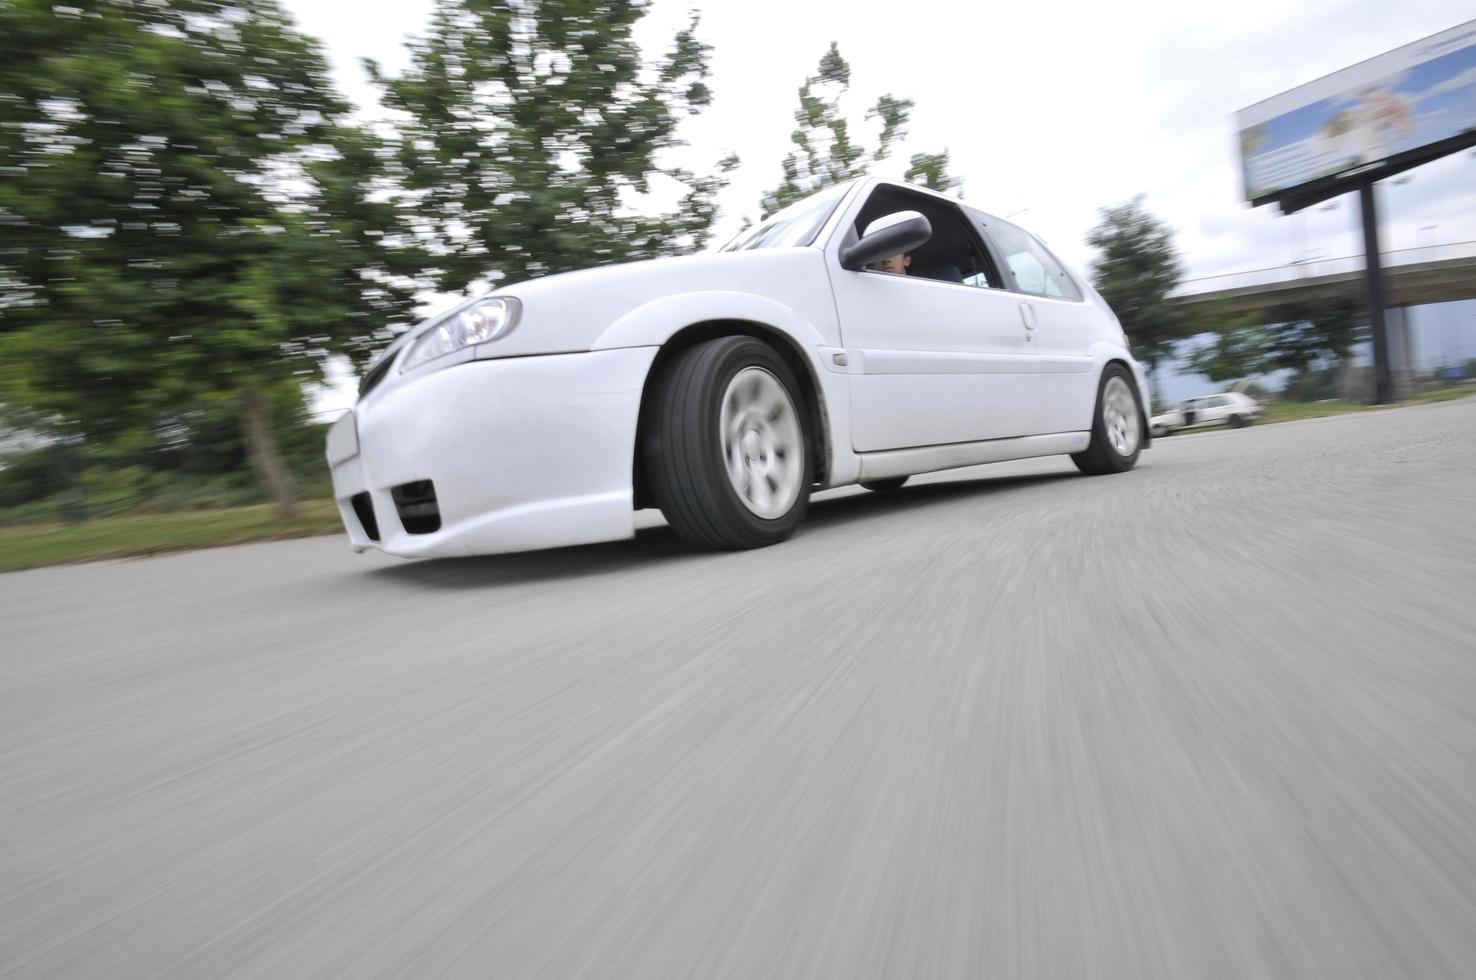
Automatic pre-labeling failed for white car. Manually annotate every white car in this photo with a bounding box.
[1150,392,1263,436]
[325,177,1152,558]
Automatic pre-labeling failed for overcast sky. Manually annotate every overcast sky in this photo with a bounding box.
[288,0,1476,404]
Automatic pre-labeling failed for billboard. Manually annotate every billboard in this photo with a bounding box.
[1236,19,1476,204]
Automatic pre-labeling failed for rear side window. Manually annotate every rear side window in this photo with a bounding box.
[982,219,1082,301]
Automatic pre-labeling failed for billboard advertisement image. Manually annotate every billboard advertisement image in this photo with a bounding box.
[1237,20,1476,203]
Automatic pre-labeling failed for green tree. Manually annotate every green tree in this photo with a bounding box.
[0,0,416,517]
[1185,306,1272,385]
[760,42,957,216]
[1086,196,1186,379]
[370,0,731,295]
[1263,298,1362,376]
[1255,297,1365,401]
[904,151,961,195]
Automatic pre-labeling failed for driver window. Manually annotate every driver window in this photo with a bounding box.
[853,188,1002,289]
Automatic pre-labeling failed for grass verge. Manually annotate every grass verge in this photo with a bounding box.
[1259,400,1369,424]
[0,499,342,574]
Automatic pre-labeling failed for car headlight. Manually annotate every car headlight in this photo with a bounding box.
[401,297,521,372]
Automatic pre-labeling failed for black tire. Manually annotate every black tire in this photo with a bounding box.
[1228,413,1247,429]
[860,477,908,492]
[1071,364,1145,475]
[642,337,811,550]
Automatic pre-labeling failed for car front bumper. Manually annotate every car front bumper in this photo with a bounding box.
[326,347,657,559]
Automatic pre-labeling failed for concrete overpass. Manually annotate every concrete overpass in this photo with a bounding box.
[1172,240,1476,316]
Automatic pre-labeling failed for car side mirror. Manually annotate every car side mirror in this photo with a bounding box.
[841,210,932,271]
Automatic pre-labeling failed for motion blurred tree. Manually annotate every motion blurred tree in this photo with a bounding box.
[903,151,961,195]
[1086,196,1186,380]
[0,0,417,516]
[760,42,958,217]
[1262,298,1363,376]
[1186,305,1273,385]
[1256,297,1366,400]
[370,0,733,294]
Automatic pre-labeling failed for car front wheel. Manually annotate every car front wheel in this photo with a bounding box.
[643,337,811,550]
[1071,364,1144,475]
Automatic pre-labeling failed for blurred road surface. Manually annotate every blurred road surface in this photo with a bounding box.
[4,397,1476,979]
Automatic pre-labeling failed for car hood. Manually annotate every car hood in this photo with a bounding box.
[468,247,825,358]
[355,247,836,403]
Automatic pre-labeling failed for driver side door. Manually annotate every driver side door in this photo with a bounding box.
[829,189,1040,452]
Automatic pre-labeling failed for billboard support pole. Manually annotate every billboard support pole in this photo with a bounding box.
[1358,178,1394,404]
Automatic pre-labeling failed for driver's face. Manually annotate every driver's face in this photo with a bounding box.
[869,253,911,275]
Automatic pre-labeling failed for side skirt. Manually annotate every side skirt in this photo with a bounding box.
[856,431,1091,482]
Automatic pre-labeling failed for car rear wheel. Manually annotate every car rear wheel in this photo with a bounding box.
[643,337,811,549]
[860,477,908,492]
[1071,365,1144,475]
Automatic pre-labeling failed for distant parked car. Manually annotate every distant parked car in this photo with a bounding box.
[1151,392,1262,435]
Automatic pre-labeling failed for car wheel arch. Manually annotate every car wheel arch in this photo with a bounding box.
[631,319,831,510]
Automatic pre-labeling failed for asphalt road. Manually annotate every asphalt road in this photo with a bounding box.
[4,397,1476,979]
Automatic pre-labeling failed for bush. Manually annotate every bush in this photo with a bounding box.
[0,497,69,524]
[0,447,61,509]
[143,472,264,512]
[77,465,155,517]
[0,387,335,524]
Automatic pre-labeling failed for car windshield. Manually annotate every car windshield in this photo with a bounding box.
[719,181,853,252]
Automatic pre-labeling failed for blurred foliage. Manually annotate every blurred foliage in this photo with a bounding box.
[0,0,418,514]
[1181,293,1473,405]
[0,381,331,523]
[760,42,956,217]
[1281,365,1343,402]
[1261,297,1363,377]
[1185,304,1273,385]
[1086,196,1187,378]
[1182,296,1364,398]
[903,151,961,195]
[370,0,732,293]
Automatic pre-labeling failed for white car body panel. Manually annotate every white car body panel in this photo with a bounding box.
[330,348,655,557]
[331,177,1150,559]
[833,272,1040,450]
[1029,300,1106,434]
[489,248,843,356]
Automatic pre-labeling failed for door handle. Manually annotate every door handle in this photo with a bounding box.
[1019,303,1037,331]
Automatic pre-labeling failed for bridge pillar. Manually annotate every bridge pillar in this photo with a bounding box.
[1386,306,1415,400]
[1359,179,1395,404]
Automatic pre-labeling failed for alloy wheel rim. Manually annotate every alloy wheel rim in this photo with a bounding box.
[1103,376,1140,457]
[720,367,803,519]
